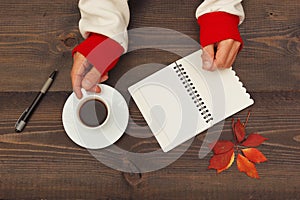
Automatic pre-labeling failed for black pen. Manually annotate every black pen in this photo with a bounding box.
[15,69,58,132]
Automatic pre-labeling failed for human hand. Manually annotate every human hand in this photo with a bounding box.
[71,52,108,99]
[202,39,241,71]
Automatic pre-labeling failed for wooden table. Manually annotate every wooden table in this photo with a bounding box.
[0,0,299,199]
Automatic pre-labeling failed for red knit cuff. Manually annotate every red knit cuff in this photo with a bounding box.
[72,33,124,75]
[197,12,243,50]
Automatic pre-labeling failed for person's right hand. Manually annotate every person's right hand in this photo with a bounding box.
[202,39,241,71]
[70,52,108,99]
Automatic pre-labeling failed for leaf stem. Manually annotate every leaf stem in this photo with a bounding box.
[231,118,238,145]
[244,111,251,127]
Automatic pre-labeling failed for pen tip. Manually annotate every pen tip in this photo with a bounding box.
[15,129,21,133]
[49,69,58,79]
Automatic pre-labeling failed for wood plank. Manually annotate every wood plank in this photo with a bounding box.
[0,91,299,199]
[0,0,79,92]
[237,0,300,92]
[0,0,299,199]
[0,0,299,92]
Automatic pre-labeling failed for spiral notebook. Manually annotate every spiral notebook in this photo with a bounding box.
[128,50,254,152]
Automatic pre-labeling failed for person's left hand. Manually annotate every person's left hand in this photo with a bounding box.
[202,39,241,71]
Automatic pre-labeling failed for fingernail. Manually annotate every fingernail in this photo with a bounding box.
[202,61,212,70]
[76,94,82,99]
[74,92,82,99]
[95,86,101,93]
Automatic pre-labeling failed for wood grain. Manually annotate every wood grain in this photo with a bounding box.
[0,91,299,199]
[0,0,79,92]
[0,0,299,199]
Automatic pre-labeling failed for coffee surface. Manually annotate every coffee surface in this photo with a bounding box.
[79,99,108,127]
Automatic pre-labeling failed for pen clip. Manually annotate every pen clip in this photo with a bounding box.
[15,108,28,128]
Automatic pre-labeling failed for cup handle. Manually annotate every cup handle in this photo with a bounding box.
[81,88,88,97]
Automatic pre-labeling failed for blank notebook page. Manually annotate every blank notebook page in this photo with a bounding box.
[128,50,254,152]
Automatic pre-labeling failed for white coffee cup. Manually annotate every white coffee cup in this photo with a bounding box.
[62,84,129,149]
[75,89,111,129]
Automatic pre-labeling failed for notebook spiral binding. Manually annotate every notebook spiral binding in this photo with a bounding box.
[173,62,213,123]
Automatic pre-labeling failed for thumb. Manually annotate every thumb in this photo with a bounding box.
[202,44,216,71]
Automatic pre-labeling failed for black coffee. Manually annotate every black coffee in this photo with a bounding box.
[79,99,108,127]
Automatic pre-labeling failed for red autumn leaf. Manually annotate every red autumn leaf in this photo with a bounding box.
[208,112,268,179]
[242,148,268,164]
[211,140,234,154]
[234,119,246,143]
[237,153,259,179]
[208,149,234,173]
[217,151,235,173]
[242,133,268,147]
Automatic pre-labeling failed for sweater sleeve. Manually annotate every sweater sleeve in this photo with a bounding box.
[73,33,124,75]
[78,0,130,52]
[195,0,244,48]
[195,0,244,24]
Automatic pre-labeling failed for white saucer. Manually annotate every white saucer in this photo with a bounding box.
[62,84,129,149]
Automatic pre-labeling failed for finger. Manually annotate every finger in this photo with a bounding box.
[92,73,109,94]
[82,67,101,91]
[100,73,109,82]
[202,45,215,71]
[72,76,83,99]
[71,53,88,99]
[224,41,241,68]
[214,39,234,69]
[94,73,109,93]
[88,85,101,93]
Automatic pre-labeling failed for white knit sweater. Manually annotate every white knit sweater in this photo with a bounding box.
[78,0,244,52]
